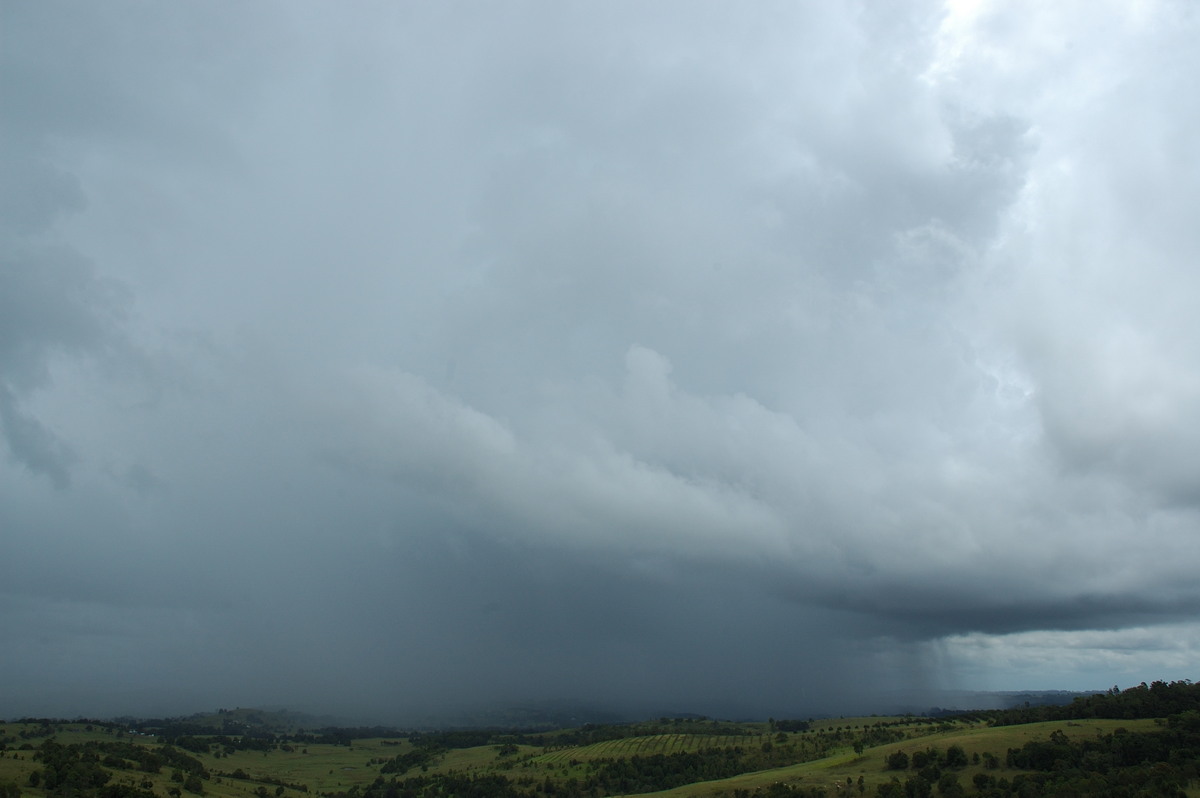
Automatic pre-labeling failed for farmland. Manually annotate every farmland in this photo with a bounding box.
[0,715,943,797]
[5,682,1200,797]
[0,716,1164,797]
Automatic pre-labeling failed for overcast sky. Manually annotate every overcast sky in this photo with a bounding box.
[3,0,1200,723]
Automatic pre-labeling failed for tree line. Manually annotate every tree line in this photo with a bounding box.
[983,681,1200,726]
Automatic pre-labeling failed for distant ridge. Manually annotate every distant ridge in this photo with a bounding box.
[114,707,349,734]
[407,699,631,730]
[883,688,1098,716]
[95,690,1102,732]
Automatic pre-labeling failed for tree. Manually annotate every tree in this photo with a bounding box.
[941,745,967,769]
[935,772,962,797]
[876,778,903,797]
[911,750,934,769]
[903,775,931,798]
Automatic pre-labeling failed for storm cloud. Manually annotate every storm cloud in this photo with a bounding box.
[3,0,1200,721]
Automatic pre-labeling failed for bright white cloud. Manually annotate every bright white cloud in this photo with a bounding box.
[941,623,1200,690]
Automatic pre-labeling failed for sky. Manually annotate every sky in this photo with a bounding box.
[3,0,1200,723]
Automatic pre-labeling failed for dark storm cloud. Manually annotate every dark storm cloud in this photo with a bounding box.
[3,0,1200,719]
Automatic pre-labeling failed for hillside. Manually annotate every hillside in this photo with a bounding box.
[3,682,1200,798]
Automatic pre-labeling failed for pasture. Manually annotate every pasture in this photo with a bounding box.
[1,714,1188,798]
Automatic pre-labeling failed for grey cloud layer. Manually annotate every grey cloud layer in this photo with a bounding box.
[3,0,1199,718]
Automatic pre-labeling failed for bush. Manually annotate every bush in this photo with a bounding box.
[942,745,968,769]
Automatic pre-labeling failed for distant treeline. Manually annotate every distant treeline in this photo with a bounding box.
[982,680,1200,726]
[152,729,413,752]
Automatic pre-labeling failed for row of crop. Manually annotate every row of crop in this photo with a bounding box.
[534,734,758,765]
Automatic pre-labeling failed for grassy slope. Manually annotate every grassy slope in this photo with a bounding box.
[624,718,1161,797]
[0,724,395,798]
[535,735,771,763]
[0,717,1180,798]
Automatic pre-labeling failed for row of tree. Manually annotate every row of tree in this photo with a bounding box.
[984,681,1200,726]
[25,738,209,798]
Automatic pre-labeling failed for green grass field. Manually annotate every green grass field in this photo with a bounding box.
[533,734,767,764]
[622,718,1162,797]
[3,715,1193,798]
